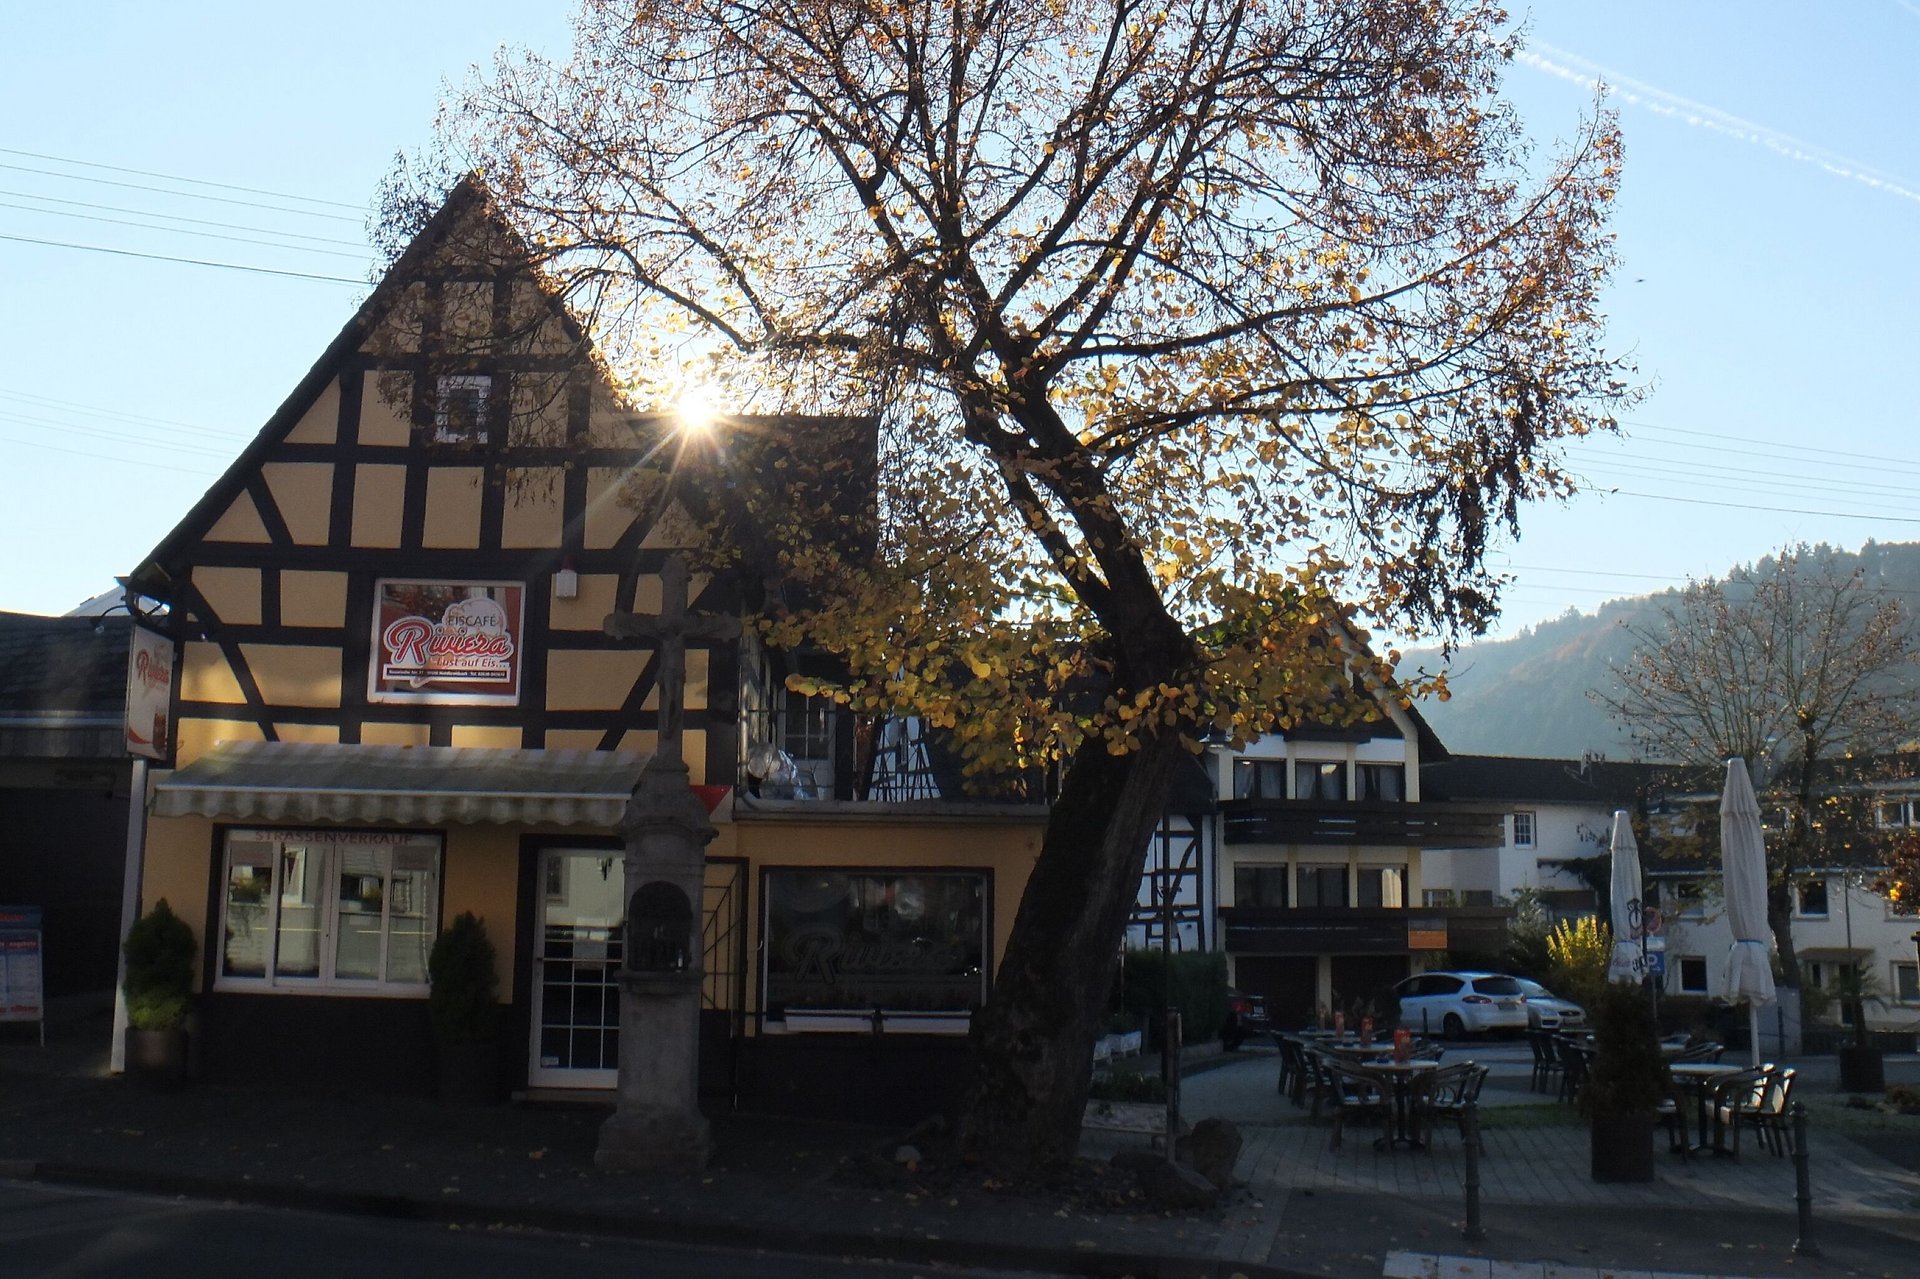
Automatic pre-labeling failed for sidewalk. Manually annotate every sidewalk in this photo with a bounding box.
[5,1008,1920,1279]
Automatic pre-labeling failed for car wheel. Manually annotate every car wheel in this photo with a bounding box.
[1442,1012,1466,1041]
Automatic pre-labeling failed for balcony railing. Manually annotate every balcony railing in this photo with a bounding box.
[1220,798,1505,848]
[1219,905,1513,955]
[736,709,1049,810]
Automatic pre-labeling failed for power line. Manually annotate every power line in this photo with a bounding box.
[1,431,222,478]
[0,187,369,247]
[0,199,371,260]
[0,232,363,283]
[0,161,363,223]
[0,409,238,460]
[0,146,365,210]
[1586,484,1920,525]
[0,389,246,442]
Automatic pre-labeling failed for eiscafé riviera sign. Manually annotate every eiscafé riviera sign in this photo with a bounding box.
[368,580,525,705]
[124,625,176,761]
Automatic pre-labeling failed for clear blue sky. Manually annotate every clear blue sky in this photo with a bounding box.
[3,3,1916,642]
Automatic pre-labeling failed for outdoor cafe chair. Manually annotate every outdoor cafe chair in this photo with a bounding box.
[1673,1041,1726,1064]
[1276,1036,1305,1104]
[1554,1035,1592,1104]
[1326,1064,1391,1151]
[1730,1065,1796,1157]
[1414,1062,1489,1148]
[1709,1065,1775,1157]
[1525,1029,1562,1093]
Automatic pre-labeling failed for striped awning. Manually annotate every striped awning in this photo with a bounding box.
[151,740,645,827]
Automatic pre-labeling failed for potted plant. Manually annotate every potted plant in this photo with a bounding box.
[1585,981,1667,1182]
[428,912,501,1103]
[122,898,196,1084]
[1834,963,1887,1093]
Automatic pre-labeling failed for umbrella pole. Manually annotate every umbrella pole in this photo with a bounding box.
[1749,1002,1761,1069]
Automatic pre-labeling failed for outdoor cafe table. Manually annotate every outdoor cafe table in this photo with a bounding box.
[1668,1061,1745,1154]
[1351,1059,1441,1150]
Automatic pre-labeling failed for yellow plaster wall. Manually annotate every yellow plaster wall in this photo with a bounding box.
[500,468,565,547]
[359,377,414,447]
[280,571,349,628]
[542,729,607,751]
[444,825,523,987]
[175,717,266,768]
[442,280,495,345]
[361,721,432,747]
[273,722,341,744]
[363,285,427,359]
[424,467,483,548]
[353,465,407,547]
[180,642,246,704]
[548,574,619,630]
[612,729,706,781]
[261,463,334,545]
[142,814,216,974]
[507,374,571,447]
[240,644,342,708]
[283,380,339,446]
[451,724,525,749]
[640,499,699,550]
[583,469,639,549]
[546,648,650,712]
[192,567,261,626]
[205,492,270,544]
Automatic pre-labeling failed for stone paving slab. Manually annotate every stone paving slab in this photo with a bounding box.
[1385,1252,1773,1279]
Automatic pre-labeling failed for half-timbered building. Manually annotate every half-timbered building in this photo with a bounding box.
[122,181,1045,1115]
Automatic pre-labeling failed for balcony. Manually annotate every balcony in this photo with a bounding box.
[1220,798,1505,848]
[1219,905,1513,956]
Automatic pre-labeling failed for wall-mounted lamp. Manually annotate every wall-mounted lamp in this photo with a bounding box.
[554,556,579,600]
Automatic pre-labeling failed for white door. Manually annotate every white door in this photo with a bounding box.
[528,849,625,1089]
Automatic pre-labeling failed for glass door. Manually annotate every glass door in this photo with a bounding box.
[529,849,625,1089]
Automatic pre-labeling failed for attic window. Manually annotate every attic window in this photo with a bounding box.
[432,374,493,444]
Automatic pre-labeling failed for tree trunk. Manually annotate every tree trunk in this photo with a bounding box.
[957,727,1188,1170]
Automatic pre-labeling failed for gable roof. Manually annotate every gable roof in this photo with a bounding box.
[1420,754,1666,806]
[0,611,132,757]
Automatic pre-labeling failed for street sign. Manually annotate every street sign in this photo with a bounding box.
[1642,907,1663,937]
[1646,934,1667,953]
[1644,951,1666,978]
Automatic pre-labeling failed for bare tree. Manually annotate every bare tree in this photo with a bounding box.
[409,0,1632,1168]
[1596,548,1919,1002]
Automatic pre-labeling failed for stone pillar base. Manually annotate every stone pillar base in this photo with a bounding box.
[594,1106,712,1173]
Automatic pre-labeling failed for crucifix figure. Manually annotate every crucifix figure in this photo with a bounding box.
[593,551,740,1173]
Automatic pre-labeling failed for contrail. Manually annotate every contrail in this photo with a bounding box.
[1514,40,1920,209]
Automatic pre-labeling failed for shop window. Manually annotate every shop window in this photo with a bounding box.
[1294,760,1347,801]
[1296,864,1349,908]
[1358,763,1405,802]
[1895,962,1920,1005]
[1677,954,1709,994]
[1357,865,1407,909]
[762,870,987,1025]
[1511,811,1536,848]
[1231,758,1285,799]
[217,829,442,992]
[431,374,493,445]
[1796,879,1829,918]
[1233,865,1289,908]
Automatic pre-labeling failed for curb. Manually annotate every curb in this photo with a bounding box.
[6,1159,1317,1279]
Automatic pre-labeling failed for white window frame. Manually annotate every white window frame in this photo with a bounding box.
[215,828,442,996]
[1893,961,1920,1006]
[432,374,493,445]
[1795,878,1829,919]
[1677,954,1709,995]
[1511,810,1536,848]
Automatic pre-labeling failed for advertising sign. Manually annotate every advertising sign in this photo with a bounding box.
[368,580,525,705]
[124,625,176,760]
[0,906,44,1028]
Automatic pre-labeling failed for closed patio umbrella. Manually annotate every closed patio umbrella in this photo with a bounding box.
[1606,809,1645,984]
[1720,757,1778,1067]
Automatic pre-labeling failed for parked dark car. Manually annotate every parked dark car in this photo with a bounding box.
[1221,988,1270,1050]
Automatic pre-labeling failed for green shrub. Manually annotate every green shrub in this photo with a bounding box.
[1885,1084,1920,1116]
[427,913,500,1045]
[1117,948,1227,1047]
[1546,915,1611,1010]
[123,899,196,1030]
[1088,1071,1168,1103]
[1585,981,1668,1115]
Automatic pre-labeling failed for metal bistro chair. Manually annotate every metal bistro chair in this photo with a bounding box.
[1276,1036,1305,1105]
[1526,1029,1562,1094]
[1326,1064,1392,1151]
[1415,1062,1489,1149]
[1723,1065,1796,1157]
[1554,1035,1592,1104]
[1709,1065,1775,1157]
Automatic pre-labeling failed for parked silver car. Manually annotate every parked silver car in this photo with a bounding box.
[1514,977,1586,1030]
[1391,970,1530,1039]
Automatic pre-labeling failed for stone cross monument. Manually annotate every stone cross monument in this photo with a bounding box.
[595,552,739,1172]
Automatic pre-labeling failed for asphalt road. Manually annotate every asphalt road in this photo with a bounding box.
[0,1181,1049,1279]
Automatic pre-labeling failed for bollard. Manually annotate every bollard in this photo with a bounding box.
[1461,1099,1486,1243]
[1791,1102,1820,1257]
[1163,1009,1182,1159]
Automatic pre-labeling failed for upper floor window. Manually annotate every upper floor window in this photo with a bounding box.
[1357,865,1407,908]
[1233,864,1289,908]
[1879,799,1917,829]
[1511,810,1536,848]
[1796,879,1829,919]
[1422,888,1457,907]
[1677,954,1709,994]
[1232,758,1285,800]
[1895,962,1920,1005]
[1294,760,1347,802]
[1358,763,1405,803]
[432,374,493,445]
[1296,864,1349,908]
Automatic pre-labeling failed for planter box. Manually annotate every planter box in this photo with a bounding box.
[1839,1046,1886,1093]
[126,1027,189,1086]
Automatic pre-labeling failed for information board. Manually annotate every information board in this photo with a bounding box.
[0,906,45,1035]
